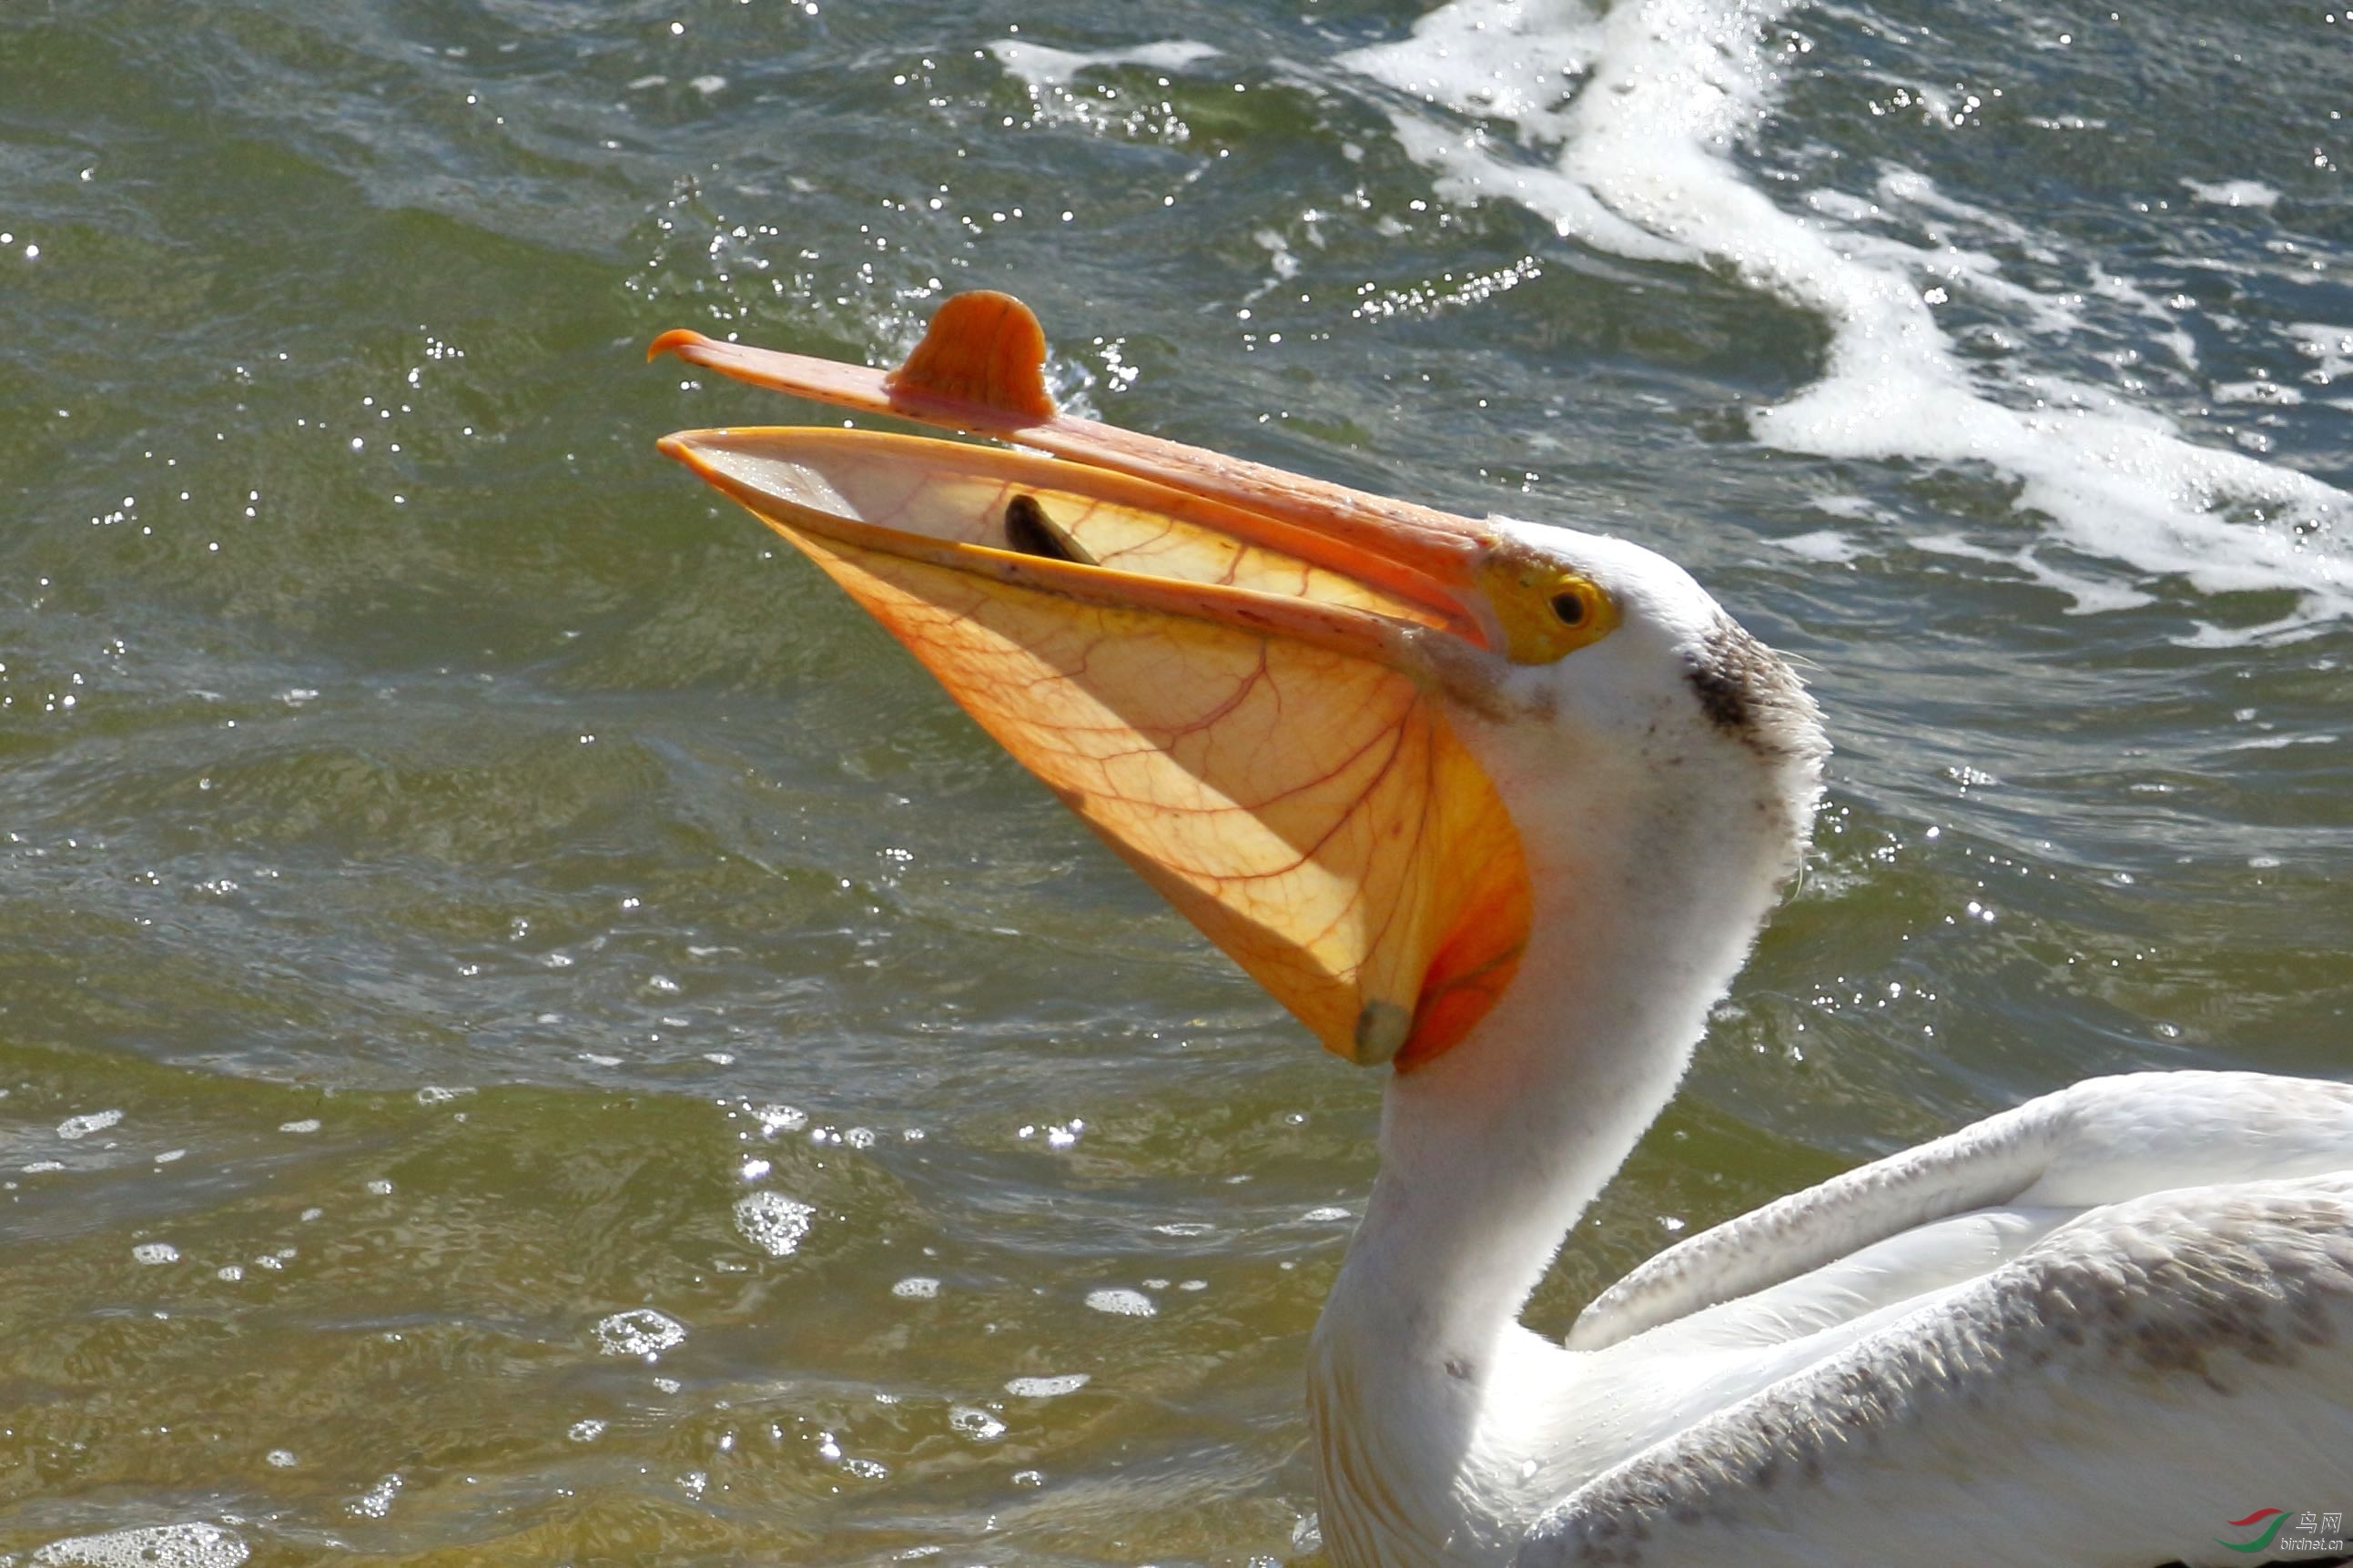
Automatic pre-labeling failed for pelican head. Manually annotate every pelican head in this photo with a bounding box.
[653,292,1824,1084]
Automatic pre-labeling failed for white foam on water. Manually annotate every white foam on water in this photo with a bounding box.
[752,1102,807,1138]
[32,1522,248,1568]
[988,37,1220,92]
[729,1194,814,1259]
[2288,323,2353,386]
[1341,0,2352,631]
[1083,1286,1156,1317]
[733,1190,815,1257]
[1005,1372,1090,1397]
[593,1308,686,1357]
[2182,177,2281,209]
[57,1109,122,1140]
[2212,379,2305,407]
[1775,529,1863,564]
[1913,532,2153,614]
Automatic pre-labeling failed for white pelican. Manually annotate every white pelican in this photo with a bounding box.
[653,293,2353,1568]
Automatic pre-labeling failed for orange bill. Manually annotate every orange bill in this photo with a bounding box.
[654,294,1531,1069]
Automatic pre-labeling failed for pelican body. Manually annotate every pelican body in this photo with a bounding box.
[654,294,2353,1568]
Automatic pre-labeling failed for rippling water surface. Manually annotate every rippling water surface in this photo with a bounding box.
[2,0,2348,1562]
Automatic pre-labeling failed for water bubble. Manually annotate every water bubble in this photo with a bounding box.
[593,1308,687,1357]
[753,1104,807,1137]
[568,1419,607,1442]
[56,1109,123,1140]
[1084,1288,1156,1318]
[132,1242,180,1265]
[948,1406,1006,1441]
[348,1472,402,1519]
[891,1276,940,1300]
[734,1191,815,1257]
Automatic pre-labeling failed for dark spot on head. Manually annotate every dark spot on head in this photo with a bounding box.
[1443,1354,1475,1381]
[1684,618,1802,754]
[1003,493,1096,566]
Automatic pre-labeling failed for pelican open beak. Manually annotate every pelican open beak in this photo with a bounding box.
[652,291,1531,1072]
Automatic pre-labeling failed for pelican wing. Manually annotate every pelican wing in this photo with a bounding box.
[1525,1168,2353,1568]
[1570,1070,2353,1351]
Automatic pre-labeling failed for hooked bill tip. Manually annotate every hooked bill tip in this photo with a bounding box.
[648,328,715,363]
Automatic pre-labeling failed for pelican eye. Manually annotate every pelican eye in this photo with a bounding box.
[1478,556,1620,664]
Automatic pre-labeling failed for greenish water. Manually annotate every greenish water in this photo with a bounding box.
[1,0,2347,1563]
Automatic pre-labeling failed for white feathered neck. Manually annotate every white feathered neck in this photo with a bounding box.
[1308,524,1827,1566]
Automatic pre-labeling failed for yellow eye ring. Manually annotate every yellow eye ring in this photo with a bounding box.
[1480,555,1620,664]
